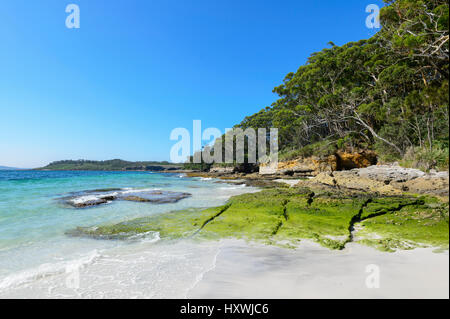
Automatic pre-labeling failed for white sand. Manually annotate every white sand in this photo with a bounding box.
[0,239,447,299]
[188,240,449,299]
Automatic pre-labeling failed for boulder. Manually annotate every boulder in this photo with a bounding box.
[259,162,278,175]
[209,166,235,174]
[336,150,377,170]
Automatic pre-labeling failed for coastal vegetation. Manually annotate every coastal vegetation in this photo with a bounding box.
[186,0,449,172]
[40,159,181,171]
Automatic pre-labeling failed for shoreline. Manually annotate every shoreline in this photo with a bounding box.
[70,178,449,253]
[1,238,447,299]
[0,171,448,299]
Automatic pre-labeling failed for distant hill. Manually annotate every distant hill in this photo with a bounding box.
[38,159,182,171]
[0,166,21,170]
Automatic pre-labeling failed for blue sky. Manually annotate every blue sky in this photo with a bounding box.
[0,0,384,168]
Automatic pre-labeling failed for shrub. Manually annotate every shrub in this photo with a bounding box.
[400,143,449,171]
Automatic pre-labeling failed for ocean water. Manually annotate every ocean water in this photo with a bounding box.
[0,170,257,298]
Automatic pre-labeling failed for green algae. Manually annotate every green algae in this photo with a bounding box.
[273,196,366,249]
[356,199,449,251]
[66,187,449,252]
[66,206,225,240]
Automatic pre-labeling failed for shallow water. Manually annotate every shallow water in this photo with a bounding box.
[0,170,258,297]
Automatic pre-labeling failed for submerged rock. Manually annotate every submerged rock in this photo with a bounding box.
[62,189,191,208]
[63,194,118,208]
[122,196,152,202]
[69,197,113,208]
[86,188,123,193]
[119,191,191,203]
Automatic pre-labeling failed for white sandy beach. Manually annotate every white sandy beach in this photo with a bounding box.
[1,238,447,299]
[189,240,449,299]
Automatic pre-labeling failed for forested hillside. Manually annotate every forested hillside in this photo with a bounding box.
[235,0,448,170]
[40,159,181,171]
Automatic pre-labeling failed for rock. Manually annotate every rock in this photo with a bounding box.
[122,196,152,202]
[259,162,278,175]
[313,172,337,186]
[355,164,426,183]
[239,179,289,188]
[260,151,376,177]
[63,189,191,207]
[301,170,401,195]
[336,150,377,170]
[87,188,122,193]
[234,163,259,174]
[70,197,111,208]
[311,155,338,173]
[209,166,235,174]
[298,165,448,197]
[392,174,449,197]
[119,191,192,204]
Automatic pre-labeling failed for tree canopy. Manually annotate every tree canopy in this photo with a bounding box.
[236,0,448,169]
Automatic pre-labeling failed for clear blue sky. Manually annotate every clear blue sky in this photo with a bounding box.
[0,0,384,168]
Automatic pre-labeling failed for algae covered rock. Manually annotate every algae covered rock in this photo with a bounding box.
[66,187,449,252]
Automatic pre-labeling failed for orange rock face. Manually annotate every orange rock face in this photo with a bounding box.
[336,151,377,170]
[260,150,378,176]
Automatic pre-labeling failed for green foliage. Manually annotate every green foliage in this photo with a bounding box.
[183,161,212,171]
[279,140,338,161]
[234,0,448,162]
[400,143,450,171]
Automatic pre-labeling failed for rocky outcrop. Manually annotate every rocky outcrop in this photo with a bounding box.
[67,187,449,252]
[310,171,401,195]
[259,162,278,175]
[336,151,377,170]
[209,166,236,174]
[69,196,116,208]
[355,164,426,183]
[298,164,449,197]
[259,155,337,177]
[209,163,258,175]
[259,151,377,177]
[391,170,449,196]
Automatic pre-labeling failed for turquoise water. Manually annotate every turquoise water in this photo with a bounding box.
[0,170,256,296]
